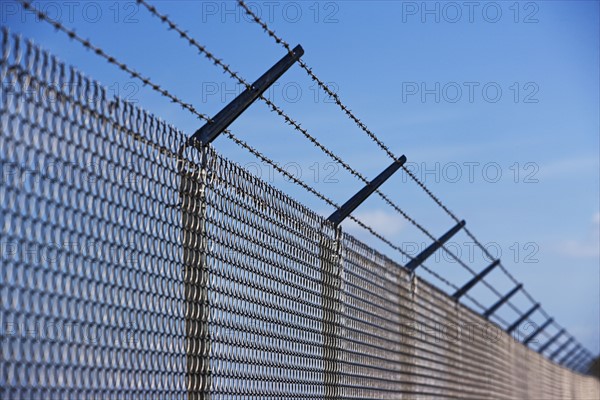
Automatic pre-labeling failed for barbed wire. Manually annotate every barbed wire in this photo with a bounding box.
[234,1,396,160]
[16,0,592,364]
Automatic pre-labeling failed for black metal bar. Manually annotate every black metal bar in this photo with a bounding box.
[570,350,590,371]
[559,345,581,366]
[550,337,574,361]
[405,220,466,272]
[572,349,595,373]
[563,345,585,368]
[574,353,592,373]
[565,350,581,369]
[506,303,540,334]
[523,318,553,345]
[538,329,565,354]
[483,284,522,318]
[452,259,500,300]
[327,156,407,226]
[569,352,589,371]
[190,45,304,146]
[566,349,586,369]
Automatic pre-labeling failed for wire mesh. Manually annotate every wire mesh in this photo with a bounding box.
[1,29,599,398]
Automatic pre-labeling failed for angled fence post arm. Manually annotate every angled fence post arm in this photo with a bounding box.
[565,349,586,370]
[189,45,304,147]
[550,337,574,361]
[523,318,553,345]
[573,353,593,373]
[538,329,565,354]
[405,220,466,272]
[327,156,407,226]
[561,345,585,368]
[484,284,522,318]
[452,260,500,300]
[559,345,581,366]
[506,303,540,334]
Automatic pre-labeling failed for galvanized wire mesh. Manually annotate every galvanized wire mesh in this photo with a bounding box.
[1,30,599,399]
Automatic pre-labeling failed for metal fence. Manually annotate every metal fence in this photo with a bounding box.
[1,29,599,399]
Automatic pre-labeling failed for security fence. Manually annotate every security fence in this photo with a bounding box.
[1,29,599,399]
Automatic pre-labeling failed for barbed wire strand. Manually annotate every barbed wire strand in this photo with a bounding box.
[236,0,468,228]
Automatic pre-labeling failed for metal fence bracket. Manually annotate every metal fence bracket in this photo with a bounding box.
[189,44,304,146]
[406,220,466,272]
[327,156,407,226]
[453,259,500,300]
[483,284,522,318]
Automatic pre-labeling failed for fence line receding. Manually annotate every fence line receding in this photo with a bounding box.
[0,27,599,399]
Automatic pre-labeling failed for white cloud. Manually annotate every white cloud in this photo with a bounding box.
[537,156,599,180]
[557,212,600,258]
[343,209,405,237]
[558,240,599,258]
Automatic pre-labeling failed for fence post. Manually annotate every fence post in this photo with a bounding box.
[320,226,343,399]
[321,157,405,397]
[180,150,211,400]
[178,45,303,398]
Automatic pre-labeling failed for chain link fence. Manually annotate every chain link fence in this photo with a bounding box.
[1,29,599,399]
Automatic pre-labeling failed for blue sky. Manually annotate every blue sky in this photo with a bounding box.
[4,1,599,355]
